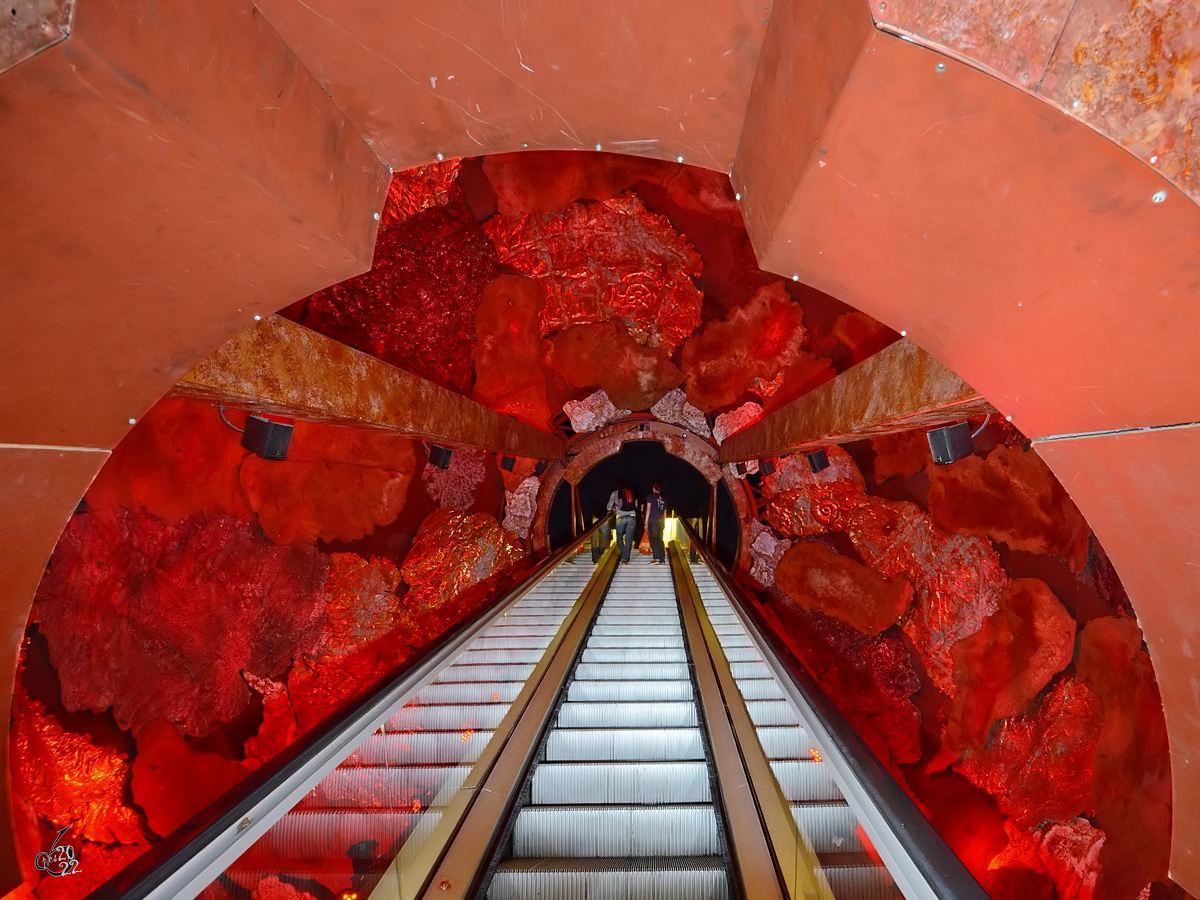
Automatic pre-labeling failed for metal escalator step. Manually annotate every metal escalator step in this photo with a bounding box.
[567,680,695,702]
[296,764,471,808]
[818,855,900,900]
[242,809,436,858]
[580,648,688,663]
[744,699,802,727]
[470,636,555,650]
[532,762,711,804]
[715,633,754,647]
[755,725,810,759]
[456,648,548,664]
[734,678,786,700]
[556,701,698,728]
[720,646,761,662]
[791,802,864,853]
[413,682,524,704]
[348,730,495,765]
[479,625,559,636]
[545,727,705,761]
[595,614,680,626]
[586,635,685,649]
[434,663,536,682]
[574,663,690,680]
[512,805,720,856]
[385,702,510,731]
[769,760,843,802]
[591,625,682,636]
[488,855,728,900]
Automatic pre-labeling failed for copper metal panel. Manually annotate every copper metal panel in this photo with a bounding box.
[719,340,995,462]
[734,0,874,254]
[250,0,770,172]
[871,0,1074,91]
[0,0,388,448]
[1038,0,1200,205]
[170,316,566,460]
[736,29,1200,439]
[0,445,108,895]
[0,0,72,74]
[1034,425,1200,893]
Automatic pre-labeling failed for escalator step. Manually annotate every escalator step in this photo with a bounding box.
[512,805,720,856]
[296,763,471,809]
[567,680,695,702]
[411,682,524,704]
[347,730,496,765]
[545,727,705,761]
[556,701,698,729]
[581,648,689,663]
[489,855,728,900]
[791,802,863,853]
[532,762,712,804]
[386,702,510,731]
[769,760,843,802]
[573,662,690,680]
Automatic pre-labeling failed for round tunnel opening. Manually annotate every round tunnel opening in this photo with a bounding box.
[546,440,740,565]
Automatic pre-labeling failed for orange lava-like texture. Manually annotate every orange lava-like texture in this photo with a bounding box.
[543,319,685,411]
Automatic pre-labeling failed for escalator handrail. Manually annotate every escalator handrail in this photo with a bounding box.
[680,522,991,900]
[86,518,611,900]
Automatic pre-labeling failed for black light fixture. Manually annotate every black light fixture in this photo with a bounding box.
[805,449,830,473]
[927,422,973,465]
[428,444,454,469]
[735,462,748,476]
[499,454,517,472]
[760,458,776,476]
[534,461,548,476]
[638,422,648,432]
[242,415,293,460]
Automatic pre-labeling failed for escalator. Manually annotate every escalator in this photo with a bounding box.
[91,524,989,900]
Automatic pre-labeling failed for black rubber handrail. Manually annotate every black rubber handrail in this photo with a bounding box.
[680,522,990,900]
[86,519,609,900]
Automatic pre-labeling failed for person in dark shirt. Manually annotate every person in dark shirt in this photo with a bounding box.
[644,480,667,564]
[614,486,639,563]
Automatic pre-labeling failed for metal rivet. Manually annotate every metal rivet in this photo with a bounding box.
[935,62,946,72]
[254,315,262,321]
[128,418,136,425]
[373,212,380,220]
[676,155,684,163]
[1006,415,1013,422]
[522,143,528,148]
[436,152,444,161]
[792,274,799,281]
[1073,99,1081,108]
[1152,190,1168,203]
[439,880,451,891]
[900,330,907,336]
[1020,72,1030,83]
[879,1,886,9]
[595,144,602,151]
[734,192,741,201]
[1150,155,1158,163]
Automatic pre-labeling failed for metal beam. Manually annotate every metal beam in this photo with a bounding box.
[718,340,995,463]
[169,315,566,460]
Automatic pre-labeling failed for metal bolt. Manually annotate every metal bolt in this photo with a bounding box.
[435,152,444,161]
[1021,72,1030,83]
[1152,190,1168,203]
[792,274,799,281]
[439,880,451,891]
[373,212,380,220]
[595,143,602,151]
[254,315,262,321]
[1006,415,1013,422]
[1150,155,1158,163]
[879,1,886,9]
[676,155,684,163]
[128,418,136,425]
[734,192,741,201]
[935,62,946,72]
[523,143,529,148]
[900,330,907,336]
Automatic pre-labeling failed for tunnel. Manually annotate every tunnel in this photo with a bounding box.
[2,2,1199,899]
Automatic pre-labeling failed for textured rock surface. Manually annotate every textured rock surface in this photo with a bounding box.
[380,158,463,225]
[957,677,1103,827]
[485,193,703,354]
[250,876,319,900]
[680,281,832,412]
[131,719,253,838]
[400,509,526,614]
[712,402,762,444]
[774,541,914,634]
[305,192,498,393]
[543,319,684,410]
[35,510,330,736]
[11,694,145,844]
[927,445,1091,572]
[870,430,932,482]
[562,390,631,433]
[650,387,712,437]
[942,578,1076,754]
[991,818,1106,900]
[422,446,489,512]
[831,310,899,366]
[242,674,297,766]
[502,475,540,541]
[472,275,553,428]
[745,520,791,588]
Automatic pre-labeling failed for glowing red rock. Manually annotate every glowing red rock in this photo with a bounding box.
[774,540,914,635]
[422,446,490,512]
[241,423,418,545]
[400,509,526,613]
[926,444,1091,572]
[472,275,553,428]
[764,588,922,765]
[132,718,253,838]
[33,840,151,900]
[305,193,498,393]
[35,509,330,736]
[11,692,145,844]
[562,389,631,434]
[869,430,932,482]
[680,281,834,413]
[502,475,541,542]
[83,398,253,525]
[992,818,1106,900]
[543,319,685,411]
[380,159,463,226]
[956,677,1103,827]
[482,150,671,216]
[250,876,319,900]
[484,193,703,355]
[982,866,1057,900]
[711,402,763,445]
[941,578,1076,754]
[1076,616,1172,898]
[242,673,297,766]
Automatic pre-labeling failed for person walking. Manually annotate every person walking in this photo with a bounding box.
[614,485,639,564]
[644,480,668,564]
[592,485,620,561]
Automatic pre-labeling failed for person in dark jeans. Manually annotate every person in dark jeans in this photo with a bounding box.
[644,480,667,564]
[614,486,639,563]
